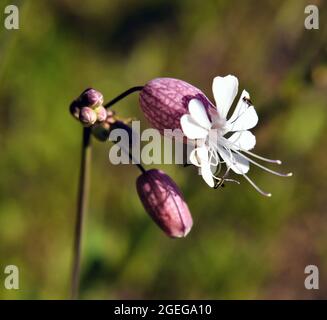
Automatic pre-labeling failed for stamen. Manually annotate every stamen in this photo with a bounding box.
[241,149,282,164]
[213,166,240,188]
[214,167,229,188]
[224,178,240,184]
[208,139,227,164]
[226,153,271,197]
[214,178,223,189]
[233,149,292,177]
[242,174,272,197]
[222,137,282,164]
[213,159,222,176]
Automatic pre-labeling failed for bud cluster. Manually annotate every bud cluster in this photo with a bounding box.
[70,88,107,127]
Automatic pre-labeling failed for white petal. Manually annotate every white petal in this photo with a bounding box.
[190,146,215,187]
[228,131,256,150]
[188,99,211,130]
[180,114,209,139]
[228,89,250,124]
[212,75,239,119]
[189,145,209,166]
[218,146,249,174]
[225,106,258,132]
[189,148,200,166]
[197,145,209,161]
[200,162,215,188]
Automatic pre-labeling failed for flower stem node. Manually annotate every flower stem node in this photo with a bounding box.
[136,169,193,238]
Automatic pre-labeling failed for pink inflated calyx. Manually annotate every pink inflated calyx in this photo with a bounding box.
[136,169,193,238]
[139,78,213,134]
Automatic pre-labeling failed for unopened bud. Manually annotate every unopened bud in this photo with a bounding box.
[80,88,104,108]
[136,169,193,238]
[79,107,97,126]
[70,88,104,127]
[139,78,213,134]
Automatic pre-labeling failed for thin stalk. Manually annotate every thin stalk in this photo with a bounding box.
[129,154,146,173]
[70,86,143,299]
[104,86,143,109]
[71,127,92,300]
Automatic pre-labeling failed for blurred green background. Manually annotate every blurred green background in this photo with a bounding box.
[0,0,326,299]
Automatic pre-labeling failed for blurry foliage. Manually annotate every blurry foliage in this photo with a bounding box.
[0,0,326,299]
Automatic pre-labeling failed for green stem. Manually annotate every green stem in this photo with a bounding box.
[71,127,92,300]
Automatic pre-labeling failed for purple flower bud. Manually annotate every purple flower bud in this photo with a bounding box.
[80,88,104,108]
[94,106,107,122]
[70,88,104,125]
[139,78,213,134]
[79,107,97,126]
[136,169,193,238]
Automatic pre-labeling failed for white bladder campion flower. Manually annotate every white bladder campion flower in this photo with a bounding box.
[180,75,292,196]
